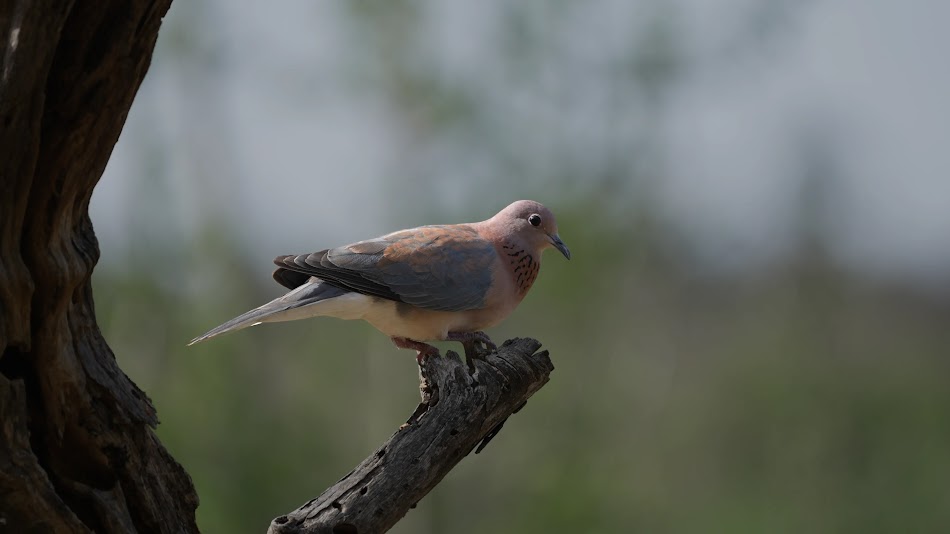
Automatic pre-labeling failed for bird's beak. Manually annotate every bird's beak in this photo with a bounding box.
[550,234,571,260]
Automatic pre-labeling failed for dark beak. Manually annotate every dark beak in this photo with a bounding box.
[550,234,571,260]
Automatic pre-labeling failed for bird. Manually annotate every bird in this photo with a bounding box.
[188,200,570,362]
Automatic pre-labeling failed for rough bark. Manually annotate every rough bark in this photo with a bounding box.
[0,1,199,532]
[268,338,554,534]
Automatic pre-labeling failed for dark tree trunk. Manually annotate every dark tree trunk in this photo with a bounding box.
[0,1,199,532]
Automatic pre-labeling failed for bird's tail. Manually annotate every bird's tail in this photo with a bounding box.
[187,281,347,346]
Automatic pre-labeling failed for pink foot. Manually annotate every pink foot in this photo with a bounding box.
[391,336,440,365]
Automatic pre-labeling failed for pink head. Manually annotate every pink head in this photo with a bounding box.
[485,200,571,260]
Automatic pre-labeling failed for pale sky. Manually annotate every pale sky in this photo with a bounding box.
[93,0,950,287]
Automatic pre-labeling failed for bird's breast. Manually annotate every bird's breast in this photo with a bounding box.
[500,243,540,297]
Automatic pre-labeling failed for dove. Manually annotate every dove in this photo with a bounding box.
[188,200,570,362]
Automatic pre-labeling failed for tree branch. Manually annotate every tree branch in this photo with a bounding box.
[268,337,554,534]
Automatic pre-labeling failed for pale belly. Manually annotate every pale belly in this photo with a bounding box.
[276,291,507,341]
[361,297,504,341]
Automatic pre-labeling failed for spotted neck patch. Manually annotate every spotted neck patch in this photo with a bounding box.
[502,242,540,296]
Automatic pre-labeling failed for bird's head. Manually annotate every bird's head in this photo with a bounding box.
[491,200,571,260]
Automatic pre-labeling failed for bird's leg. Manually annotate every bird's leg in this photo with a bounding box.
[445,331,497,360]
[391,336,441,365]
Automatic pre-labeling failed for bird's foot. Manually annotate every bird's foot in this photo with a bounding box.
[391,336,441,365]
[445,331,497,361]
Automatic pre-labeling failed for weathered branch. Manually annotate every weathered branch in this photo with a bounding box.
[268,337,554,534]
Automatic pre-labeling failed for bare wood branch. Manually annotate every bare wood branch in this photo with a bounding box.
[268,337,554,534]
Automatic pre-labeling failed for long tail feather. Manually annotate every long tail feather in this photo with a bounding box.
[188,281,346,345]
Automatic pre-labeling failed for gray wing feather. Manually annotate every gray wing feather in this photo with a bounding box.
[328,227,495,311]
[275,225,496,312]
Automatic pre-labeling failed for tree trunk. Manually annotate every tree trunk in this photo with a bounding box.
[0,1,199,532]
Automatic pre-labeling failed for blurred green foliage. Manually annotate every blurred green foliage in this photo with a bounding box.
[93,217,950,533]
[91,2,950,532]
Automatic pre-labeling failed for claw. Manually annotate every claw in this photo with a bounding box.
[445,331,496,360]
[473,332,497,352]
[391,336,440,365]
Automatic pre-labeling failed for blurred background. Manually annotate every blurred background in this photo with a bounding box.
[91,1,950,532]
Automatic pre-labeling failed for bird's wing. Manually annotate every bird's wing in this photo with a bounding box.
[273,225,496,312]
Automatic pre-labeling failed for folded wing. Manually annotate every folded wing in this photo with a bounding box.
[273,225,496,312]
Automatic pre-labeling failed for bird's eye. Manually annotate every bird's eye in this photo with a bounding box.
[528,214,542,227]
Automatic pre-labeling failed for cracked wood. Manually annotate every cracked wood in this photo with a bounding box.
[268,337,554,534]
